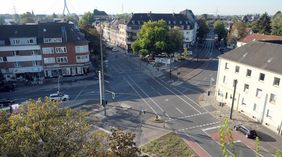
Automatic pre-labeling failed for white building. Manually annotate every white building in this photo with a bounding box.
[216,41,282,135]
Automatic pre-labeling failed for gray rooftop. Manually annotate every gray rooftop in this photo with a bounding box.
[219,41,282,75]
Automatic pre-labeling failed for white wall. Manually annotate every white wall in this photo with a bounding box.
[216,58,282,134]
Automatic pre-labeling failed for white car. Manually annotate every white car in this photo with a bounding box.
[49,92,70,101]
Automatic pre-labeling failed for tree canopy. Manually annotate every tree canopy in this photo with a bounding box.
[271,12,282,36]
[20,12,35,24]
[0,16,5,25]
[197,18,209,41]
[228,21,247,43]
[0,99,141,157]
[132,20,183,57]
[214,20,227,42]
[79,12,95,28]
[253,13,271,34]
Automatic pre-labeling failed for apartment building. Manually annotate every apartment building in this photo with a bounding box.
[216,41,282,134]
[0,22,91,81]
[0,25,43,81]
[101,9,198,52]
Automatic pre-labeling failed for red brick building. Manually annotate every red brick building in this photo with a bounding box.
[0,22,91,81]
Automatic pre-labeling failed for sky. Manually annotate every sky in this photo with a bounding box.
[0,0,281,15]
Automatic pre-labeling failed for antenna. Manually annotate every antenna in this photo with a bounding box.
[63,0,71,16]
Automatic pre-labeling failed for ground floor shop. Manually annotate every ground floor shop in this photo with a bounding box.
[43,64,91,78]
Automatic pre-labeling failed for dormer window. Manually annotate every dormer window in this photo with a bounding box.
[179,21,182,24]
[168,21,171,24]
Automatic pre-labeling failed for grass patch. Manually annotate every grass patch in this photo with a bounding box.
[141,132,198,157]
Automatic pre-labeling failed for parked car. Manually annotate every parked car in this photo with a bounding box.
[0,81,15,92]
[49,92,70,101]
[0,99,15,108]
[234,124,257,139]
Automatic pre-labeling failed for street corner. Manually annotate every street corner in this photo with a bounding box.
[203,126,256,150]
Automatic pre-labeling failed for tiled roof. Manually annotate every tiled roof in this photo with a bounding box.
[127,13,193,29]
[219,41,282,75]
[239,33,282,43]
[0,22,87,45]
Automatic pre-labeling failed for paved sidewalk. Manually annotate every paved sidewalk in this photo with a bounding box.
[198,86,282,156]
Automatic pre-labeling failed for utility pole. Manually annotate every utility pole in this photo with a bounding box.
[230,79,237,120]
[99,24,106,116]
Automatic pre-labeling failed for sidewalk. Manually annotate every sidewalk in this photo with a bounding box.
[198,86,282,155]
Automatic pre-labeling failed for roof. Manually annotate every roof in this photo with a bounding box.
[0,22,87,45]
[219,41,282,75]
[239,33,282,43]
[93,9,108,16]
[127,13,193,29]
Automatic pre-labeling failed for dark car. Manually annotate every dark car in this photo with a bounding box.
[0,82,15,92]
[0,99,15,108]
[234,124,257,139]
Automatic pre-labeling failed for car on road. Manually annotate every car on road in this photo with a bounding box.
[234,124,257,139]
[49,92,70,101]
[0,99,15,108]
[0,81,15,92]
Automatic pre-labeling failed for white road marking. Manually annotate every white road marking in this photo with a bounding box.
[176,107,184,114]
[74,85,87,100]
[201,125,221,132]
[157,78,209,113]
[168,112,209,122]
[151,77,202,113]
[125,78,158,115]
[127,75,170,118]
[178,121,219,131]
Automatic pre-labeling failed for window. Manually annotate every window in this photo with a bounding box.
[253,103,257,111]
[259,73,265,81]
[75,45,89,53]
[42,47,54,54]
[43,38,62,43]
[2,57,7,62]
[225,92,228,99]
[243,84,249,93]
[269,93,276,103]
[223,76,227,84]
[241,98,246,105]
[29,39,33,43]
[246,69,252,77]
[235,66,240,73]
[233,80,237,87]
[225,62,229,70]
[32,61,37,66]
[256,88,262,98]
[44,57,55,64]
[0,57,3,62]
[14,62,20,67]
[55,47,67,53]
[266,109,272,118]
[273,77,280,86]
[76,55,89,63]
[56,57,68,63]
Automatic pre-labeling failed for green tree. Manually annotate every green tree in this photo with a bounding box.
[256,137,260,157]
[256,13,271,34]
[20,12,35,24]
[132,20,183,57]
[273,11,282,19]
[271,13,282,36]
[80,26,101,55]
[0,16,5,25]
[52,13,58,18]
[79,11,95,28]
[228,21,247,43]
[197,18,209,41]
[109,128,140,157]
[214,20,227,42]
[219,118,237,157]
[65,15,79,25]
[276,149,282,157]
[0,98,101,156]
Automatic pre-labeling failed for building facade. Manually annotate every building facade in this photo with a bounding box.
[0,22,91,81]
[216,41,282,135]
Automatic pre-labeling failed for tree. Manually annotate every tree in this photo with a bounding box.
[214,20,227,42]
[79,12,95,28]
[256,13,271,34]
[109,128,140,157]
[132,20,183,57]
[0,98,101,156]
[271,13,282,36]
[20,12,35,24]
[80,26,101,56]
[273,11,282,19]
[65,15,79,25]
[197,18,209,41]
[228,21,247,43]
[219,118,237,157]
[52,13,58,18]
[0,16,5,25]
[256,136,260,157]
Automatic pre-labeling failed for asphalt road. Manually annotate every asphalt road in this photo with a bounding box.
[0,29,261,157]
